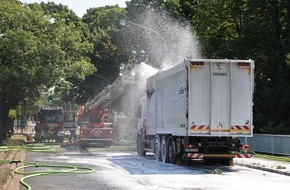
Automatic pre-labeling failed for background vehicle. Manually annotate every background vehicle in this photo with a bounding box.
[78,108,113,147]
[137,59,254,165]
[34,107,65,143]
[78,62,149,146]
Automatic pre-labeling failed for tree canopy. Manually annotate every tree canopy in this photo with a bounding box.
[0,0,95,140]
[69,5,127,104]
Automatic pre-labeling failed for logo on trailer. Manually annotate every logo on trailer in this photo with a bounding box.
[178,87,185,95]
[217,122,223,128]
[216,62,223,70]
[178,86,186,99]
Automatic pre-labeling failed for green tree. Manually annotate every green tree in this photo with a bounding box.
[71,6,127,104]
[193,0,290,134]
[38,2,96,96]
[0,0,95,141]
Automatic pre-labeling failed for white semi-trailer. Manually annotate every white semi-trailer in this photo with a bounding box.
[137,59,254,165]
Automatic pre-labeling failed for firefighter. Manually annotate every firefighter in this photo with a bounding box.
[43,122,50,142]
[34,121,41,142]
[69,128,76,143]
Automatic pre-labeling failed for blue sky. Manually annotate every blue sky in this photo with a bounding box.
[21,0,127,16]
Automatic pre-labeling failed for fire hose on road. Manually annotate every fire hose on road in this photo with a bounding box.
[15,161,94,190]
[0,144,95,190]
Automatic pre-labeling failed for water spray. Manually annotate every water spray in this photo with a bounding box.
[121,7,201,70]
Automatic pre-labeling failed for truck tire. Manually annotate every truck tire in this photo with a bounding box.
[228,158,234,166]
[137,133,146,156]
[167,136,176,164]
[221,158,234,166]
[154,135,161,161]
[161,136,168,163]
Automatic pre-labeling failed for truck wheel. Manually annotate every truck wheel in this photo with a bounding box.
[228,159,234,166]
[167,136,176,164]
[221,158,234,166]
[161,136,168,163]
[137,134,146,156]
[154,135,161,161]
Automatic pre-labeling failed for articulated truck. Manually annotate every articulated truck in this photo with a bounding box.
[137,59,254,165]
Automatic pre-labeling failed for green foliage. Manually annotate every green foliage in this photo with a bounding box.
[84,5,127,30]
[8,109,16,119]
[126,0,148,19]
[255,153,290,163]
[277,165,286,169]
[259,122,290,134]
[71,6,127,104]
[0,0,95,140]
[39,2,96,91]
[0,0,95,98]
[210,168,222,175]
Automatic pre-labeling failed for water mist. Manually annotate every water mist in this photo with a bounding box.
[116,6,201,142]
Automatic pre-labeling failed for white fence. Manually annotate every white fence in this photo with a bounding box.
[241,134,290,156]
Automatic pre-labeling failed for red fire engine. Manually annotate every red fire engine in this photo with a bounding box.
[78,108,113,147]
[79,61,149,147]
[34,107,65,143]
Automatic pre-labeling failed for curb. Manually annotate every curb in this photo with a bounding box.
[3,151,26,190]
[234,161,290,176]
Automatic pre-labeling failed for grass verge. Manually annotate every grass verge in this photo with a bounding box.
[254,153,290,162]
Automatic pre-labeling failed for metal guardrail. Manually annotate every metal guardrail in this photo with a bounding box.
[241,134,290,156]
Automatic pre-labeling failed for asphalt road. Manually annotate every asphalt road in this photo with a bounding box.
[20,145,290,190]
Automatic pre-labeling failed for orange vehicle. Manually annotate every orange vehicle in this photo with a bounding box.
[78,108,113,147]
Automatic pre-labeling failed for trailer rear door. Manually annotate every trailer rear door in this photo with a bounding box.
[188,60,254,137]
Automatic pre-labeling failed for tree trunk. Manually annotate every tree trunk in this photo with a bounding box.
[0,91,4,143]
